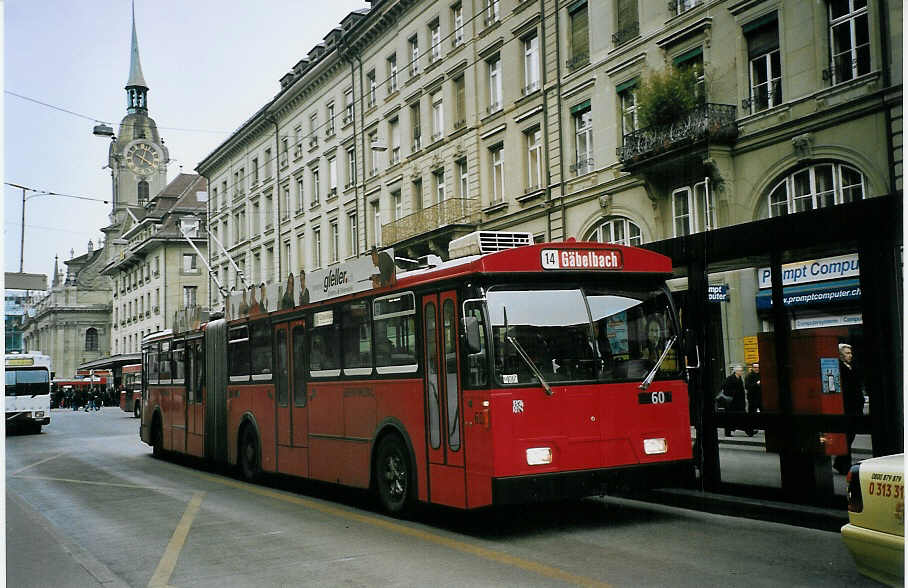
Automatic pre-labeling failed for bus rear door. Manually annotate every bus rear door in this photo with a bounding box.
[422,291,466,508]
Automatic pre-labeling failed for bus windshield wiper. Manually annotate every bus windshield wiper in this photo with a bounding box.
[503,307,553,396]
[639,335,677,391]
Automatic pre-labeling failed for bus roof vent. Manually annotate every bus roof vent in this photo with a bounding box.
[449,231,534,258]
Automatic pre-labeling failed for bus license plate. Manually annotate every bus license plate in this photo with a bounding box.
[638,391,672,405]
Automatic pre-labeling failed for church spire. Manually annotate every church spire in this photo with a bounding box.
[52,255,60,287]
[125,0,148,113]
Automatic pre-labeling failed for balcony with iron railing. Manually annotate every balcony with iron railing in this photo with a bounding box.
[381,198,481,246]
[617,103,737,171]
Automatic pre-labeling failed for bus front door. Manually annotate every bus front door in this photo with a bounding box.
[422,291,466,508]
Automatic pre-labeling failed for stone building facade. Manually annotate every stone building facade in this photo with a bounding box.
[196,0,900,314]
[21,247,112,378]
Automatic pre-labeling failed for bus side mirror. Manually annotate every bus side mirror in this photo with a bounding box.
[463,316,482,354]
[684,328,700,370]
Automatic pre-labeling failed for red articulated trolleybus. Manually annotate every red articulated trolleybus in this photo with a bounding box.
[140,231,694,514]
[119,363,143,418]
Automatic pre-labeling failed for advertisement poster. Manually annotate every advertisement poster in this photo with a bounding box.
[606,312,629,358]
[820,358,840,394]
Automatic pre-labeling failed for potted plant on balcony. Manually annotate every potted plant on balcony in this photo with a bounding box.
[637,65,703,129]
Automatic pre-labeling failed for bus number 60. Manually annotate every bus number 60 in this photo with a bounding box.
[651,391,667,404]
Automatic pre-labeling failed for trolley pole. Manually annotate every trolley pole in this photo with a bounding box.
[19,186,26,272]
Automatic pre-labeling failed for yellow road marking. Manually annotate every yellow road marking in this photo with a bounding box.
[148,491,206,588]
[11,475,181,492]
[188,471,610,588]
[10,451,66,476]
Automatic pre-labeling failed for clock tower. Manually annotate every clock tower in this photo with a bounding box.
[108,1,168,226]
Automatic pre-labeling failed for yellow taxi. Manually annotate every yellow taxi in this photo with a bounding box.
[841,453,905,585]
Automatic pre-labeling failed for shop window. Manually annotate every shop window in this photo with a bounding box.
[767,163,864,217]
[585,216,642,246]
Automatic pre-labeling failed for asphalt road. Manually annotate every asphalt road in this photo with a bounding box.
[6,408,877,587]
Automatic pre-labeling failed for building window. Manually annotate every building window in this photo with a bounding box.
[348,212,359,257]
[253,252,261,284]
[313,227,322,268]
[265,193,273,229]
[183,286,198,308]
[485,0,500,26]
[618,82,638,136]
[282,186,290,219]
[413,178,424,210]
[368,131,378,175]
[183,253,198,273]
[767,163,865,217]
[411,103,422,150]
[614,0,639,45]
[346,146,357,187]
[84,328,98,352]
[490,145,504,203]
[409,35,420,76]
[309,114,319,148]
[672,180,714,236]
[525,128,542,190]
[568,1,589,70]
[828,0,870,84]
[387,54,398,94]
[281,139,289,167]
[434,169,446,203]
[252,201,261,234]
[372,201,382,247]
[330,220,340,263]
[137,180,149,204]
[312,169,320,206]
[523,34,539,95]
[673,0,701,16]
[344,89,354,124]
[487,55,502,113]
[367,70,377,107]
[294,126,302,157]
[431,92,444,140]
[453,3,464,45]
[326,103,336,137]
[393,190,403,220]
[454,76,466,127]
[328,158,338,196]
[457,159,469,198]
[573,102,593,175]
[586,216,643,246]
[390,118,401,164]
[296,177,304,213]
[746,15,782,114]
[430,19,442,62]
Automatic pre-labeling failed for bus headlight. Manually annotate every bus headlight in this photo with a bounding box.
[643,438,668,455]
[33,411,44,419]
[526,447,553,465]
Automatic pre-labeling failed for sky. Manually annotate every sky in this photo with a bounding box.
[3,0,369,281]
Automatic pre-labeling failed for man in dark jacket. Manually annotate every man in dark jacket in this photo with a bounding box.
[834,344,863,474]
[721,365,746,436]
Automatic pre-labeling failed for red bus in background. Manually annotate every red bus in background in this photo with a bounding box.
[140,232,694,514]
[119,363,143,418]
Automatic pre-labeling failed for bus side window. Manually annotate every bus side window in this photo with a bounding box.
[341,300,372,374]
[250,321,272,379]
[373,292,418,374]
[310,309,340,377]
[463,301,488,387]
[195,343,205,403]
[228,325,250,382]
[292,325,307,406]
[159,340,172,384]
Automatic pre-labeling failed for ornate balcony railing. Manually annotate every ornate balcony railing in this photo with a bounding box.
[617,103,737,165]
[382,198,481,245]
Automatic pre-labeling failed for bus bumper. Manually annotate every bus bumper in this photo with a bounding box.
[6,412,50,427]
[491,460,695,505]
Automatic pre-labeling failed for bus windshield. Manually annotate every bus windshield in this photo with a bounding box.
[486,285,680,386]
[5,368,51,396]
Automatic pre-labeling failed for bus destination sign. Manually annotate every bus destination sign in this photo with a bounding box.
[541,249,623,271]
[6,358,34,367]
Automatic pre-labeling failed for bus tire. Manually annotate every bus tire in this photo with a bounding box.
[375,435,414,516]
[152,419,164,458]
[239,426,261,482]
[134,402,141,419]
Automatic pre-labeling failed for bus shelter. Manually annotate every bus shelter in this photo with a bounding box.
[645,194,902,506]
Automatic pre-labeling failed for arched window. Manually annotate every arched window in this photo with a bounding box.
[585,216,643,246]
[85,328,98,352]
[138,180,149,204]
[767,163,864,217]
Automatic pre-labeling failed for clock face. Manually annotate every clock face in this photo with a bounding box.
[125,141,160,176]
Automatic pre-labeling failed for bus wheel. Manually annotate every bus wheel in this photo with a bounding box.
[239,427,261,482]
[152,421,164,458]
[134,402,141,419]
[375,435,413,516]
